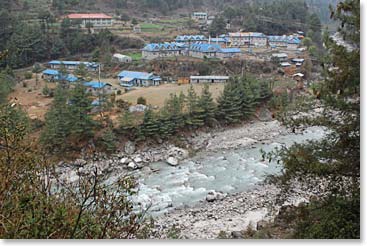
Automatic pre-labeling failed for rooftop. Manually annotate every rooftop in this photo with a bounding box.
[66,13,113,19]
[189,43,221,52]
[143,42,182,51]
[83,81,111,88]
[118,71,154,80]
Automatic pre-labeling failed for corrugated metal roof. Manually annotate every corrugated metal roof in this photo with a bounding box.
[66,13,113,19]
[118,71,154,80]
[42,69,59,75]
[219,48,241,53]
[83,81,111,88]
[142,42,182,51]
[189,43,221,52]
[176,35,208,42]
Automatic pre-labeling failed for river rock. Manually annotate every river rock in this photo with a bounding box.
[124,141,136,155]
[134,156,143,163]
[74,159,87,166]
[231,231,244,239]
[127,162,138,170]
[206,191,217,202]
[166,157,179,166]
[120,157,129,164]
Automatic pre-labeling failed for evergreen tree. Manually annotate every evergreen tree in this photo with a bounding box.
[238,79,257,119]
[100,128,117,153]
[198,84,217,125]
[216,80,242,124]
[119,110,136,139]
[40,86,71,152]
[67,82,95,145]
[185,85,204,128]
[139,108,159,139]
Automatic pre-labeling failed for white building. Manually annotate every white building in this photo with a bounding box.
[190,76,229,83]
[66,13,113,27]
[113,54,132,63]
[192,12,208,22]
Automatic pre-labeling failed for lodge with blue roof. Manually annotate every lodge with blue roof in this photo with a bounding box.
[118,70,162,87]
[175,35,208,43]
[83,81,113,95]
[142,42,185,60]
[48,60,100,71]
[42,69,78,83]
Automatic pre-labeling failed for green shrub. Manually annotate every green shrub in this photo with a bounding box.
[137,96,147,105]
[24,72,32,80]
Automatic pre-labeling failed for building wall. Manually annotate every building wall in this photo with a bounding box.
[142,50,181,60]
[190,78,228,83]
[80,18,113,27]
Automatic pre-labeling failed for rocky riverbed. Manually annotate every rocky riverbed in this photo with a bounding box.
[54,119,328,239]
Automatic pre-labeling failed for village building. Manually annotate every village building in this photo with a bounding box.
[271,53,288,62]
[48,60,100,71]
[42,69,78,83]
[113,53,132,63]
[209,37,231,48]
[118,71,162,87]
[83,81,113,95]
[65,13,113,27]
[190,76,230,84]
[142,43,184,60]
[189,43,241,59]
[280,62,292,67]
[175,35,208,44]
[268,35,301,50]
[227,32,267,47]
[189,43,221,59]
[191,12,208,22]
[216,48,242,59]
[42,69,59,81]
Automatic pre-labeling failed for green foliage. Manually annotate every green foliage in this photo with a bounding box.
[41,83,96,153]
[99,128,117,153]
[0,105,154,238]
[293,195,359,239]
[270,0,360,239]
[0,71,15,104]
[209,16,226,37]
[137,96,147,105]
[24,72,32,80]
[138,108,160,139]
[198,84,217,125]
[119,110,137,138]
[185,85,204,129]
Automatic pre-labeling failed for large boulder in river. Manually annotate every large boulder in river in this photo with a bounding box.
[166,157,179,166]
[124,141,136,155]
[165,147,189,160]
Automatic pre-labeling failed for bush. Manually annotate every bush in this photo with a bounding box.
[24,72,32,80]
[117,90,122,95]
[137,96,147,105]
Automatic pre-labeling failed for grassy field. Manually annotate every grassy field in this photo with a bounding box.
[124,52,143,61]
[118,83,225,108]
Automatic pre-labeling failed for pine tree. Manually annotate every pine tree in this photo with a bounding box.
[198,84,217,125]
[100,128,117,153]
[40,85,71,152]
[185,85,204,128]
[139,108,159,139]
[119,110,136,138]
[238,79,257,119]
[68,82,95,142]
[216,79,242,124]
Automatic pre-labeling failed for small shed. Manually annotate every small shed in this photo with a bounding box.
[113,53,132,63]
[190,76,229,83]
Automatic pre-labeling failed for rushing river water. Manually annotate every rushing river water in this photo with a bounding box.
[132,126,326,215]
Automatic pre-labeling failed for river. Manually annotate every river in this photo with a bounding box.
[132,126,326,215]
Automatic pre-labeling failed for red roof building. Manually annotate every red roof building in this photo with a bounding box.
[65,13,113,27]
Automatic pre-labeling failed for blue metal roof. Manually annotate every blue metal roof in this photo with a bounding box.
[118,70,154,80]
[210,37,229,43]
[189,43,221,52]
[142,42,182,52]
[219,48,241,53]
[83,81,111,89]
[55,73,78,82]
[49,60,100,68]
[176,35,208,42]
[42,69,59,76]
[268,35,301,44]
